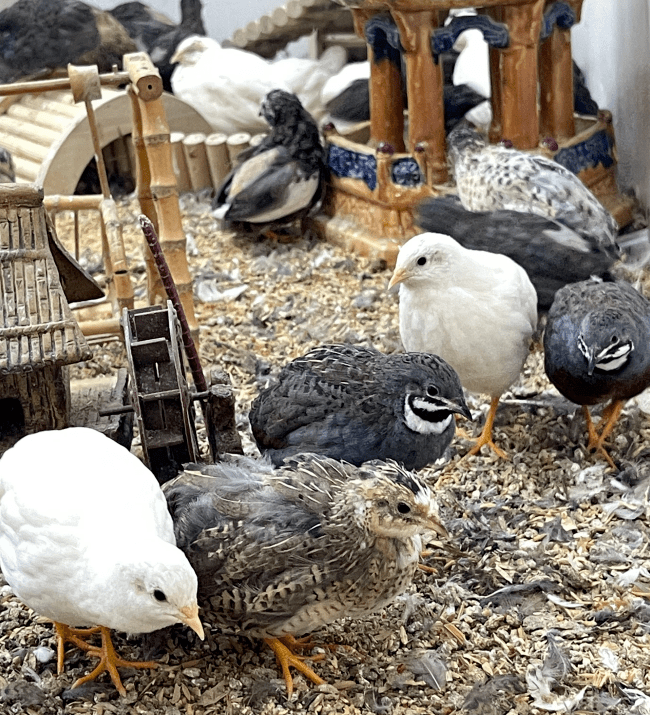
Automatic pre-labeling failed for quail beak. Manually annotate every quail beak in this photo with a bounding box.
[179,603,205,640]
[388,267,408,291]
[426,512,448,539]
[443,396,472,421]
[586,349,596,376]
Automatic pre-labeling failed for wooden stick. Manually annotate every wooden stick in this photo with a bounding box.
[182,133,211,190]
[139,214,207,393]
[205,133,230,189]
[0,70,130,97]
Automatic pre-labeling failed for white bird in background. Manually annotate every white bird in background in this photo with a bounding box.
[0,427,204,696]
[389,232,537,459]
[170,36,345,135]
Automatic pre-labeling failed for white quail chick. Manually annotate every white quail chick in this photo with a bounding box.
[446,123,620,258]
[249,343,471,470]
[389,232,538,458]
[544,279,650,468]
[164,454,447,696]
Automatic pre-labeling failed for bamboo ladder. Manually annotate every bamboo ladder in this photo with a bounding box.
[0,55,198,344]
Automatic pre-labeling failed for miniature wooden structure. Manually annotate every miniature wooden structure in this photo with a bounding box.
[312,0,634,264]
[0,184,92,441]
[230,0,361,59]
[0,87,211,196]
[0,57,201,343]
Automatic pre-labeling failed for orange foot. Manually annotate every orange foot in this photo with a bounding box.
[71,626,158,696]
[264,636,326,697]
[54,623,103,674]
[463,396,508,460]
[583,402,623,470]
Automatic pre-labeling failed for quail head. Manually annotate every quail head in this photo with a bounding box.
[389,232,537,459]
[164,454,447,695]
[446,122,620,258]
[249,343,471,470]
[544,279,650,468]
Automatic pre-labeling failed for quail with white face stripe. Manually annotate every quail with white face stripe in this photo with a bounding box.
[544,279,650,467]
[249,343,471,470]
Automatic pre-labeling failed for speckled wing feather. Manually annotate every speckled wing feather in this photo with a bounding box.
[164,456,435,638]
[447,124,620,257]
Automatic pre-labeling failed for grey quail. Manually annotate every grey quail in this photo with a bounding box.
[446,123,620,258]
[544,279,650,468]
[249,343,471,470]
[415,195,615,311]
[212,89,324,238]
[164,454,447,696]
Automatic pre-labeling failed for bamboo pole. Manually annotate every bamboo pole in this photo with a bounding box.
[205,133,230,189]
[124,52,198,346]
[182,133,212,190]
[68,63,134,312]
[0,69,130,97]
[170,132,192,192]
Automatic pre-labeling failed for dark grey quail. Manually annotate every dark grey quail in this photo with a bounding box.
[212,89,324,238]
[249,343,471,470]
[164,454,447,696]
[544,279,650,467]
[415,195,615,311]
[446,123,620,258]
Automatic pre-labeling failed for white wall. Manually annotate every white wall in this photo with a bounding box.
[572,0,650,213]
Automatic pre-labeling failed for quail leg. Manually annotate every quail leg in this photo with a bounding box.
[54,622,103,674]
[584,401,623,469]
[464,396,508,459]
[264,636,326,697]
[71,626,158,697]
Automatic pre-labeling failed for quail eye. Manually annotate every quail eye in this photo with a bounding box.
[397,502,411,514]
[417,256,427,266]
[153,589,167,602]
[610,335,619,345]
[426,385,439,397]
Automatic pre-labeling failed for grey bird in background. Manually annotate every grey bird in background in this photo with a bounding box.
[446,122,620,258]
[415,194,615,311]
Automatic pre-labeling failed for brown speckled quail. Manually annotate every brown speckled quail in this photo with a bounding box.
[164,454,446,696]
[544,279,650,468]
[249,343,470,470]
